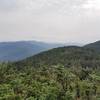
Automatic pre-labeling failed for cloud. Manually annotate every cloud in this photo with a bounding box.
[0,0,100,43]
[82,0,100,10]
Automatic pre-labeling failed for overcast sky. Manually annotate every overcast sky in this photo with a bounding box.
[0,0,100,44]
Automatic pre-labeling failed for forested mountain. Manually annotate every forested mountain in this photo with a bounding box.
[0,41,62,61]
[16,46,100,69]
[84,41,100,52]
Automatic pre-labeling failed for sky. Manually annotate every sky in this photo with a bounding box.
[0,0,100,44]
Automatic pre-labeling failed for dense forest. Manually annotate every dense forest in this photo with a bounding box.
[16,46,100,68]
[0,41,100,100]
[0,63,100,100]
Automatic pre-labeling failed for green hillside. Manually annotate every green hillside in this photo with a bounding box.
[0,42,100,100]
[84,41,100,52]
[16,46,100,69]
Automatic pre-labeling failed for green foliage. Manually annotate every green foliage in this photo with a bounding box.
[0,62,100,100]
[16,46,100,69]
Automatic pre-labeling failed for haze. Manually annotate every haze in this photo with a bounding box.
[0,0,100,44]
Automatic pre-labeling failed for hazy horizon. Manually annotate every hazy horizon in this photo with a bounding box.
[0,0,100,44]
[0,39,99,46]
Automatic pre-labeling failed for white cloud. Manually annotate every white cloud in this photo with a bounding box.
[82,0,100,10]
[0,0,100,44]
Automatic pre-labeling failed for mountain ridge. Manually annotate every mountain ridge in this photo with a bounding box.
[0,40,100,62]
[0,41,63,61]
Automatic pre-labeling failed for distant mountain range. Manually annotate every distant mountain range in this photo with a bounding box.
[0,41,63,61]
[0,40,100,62]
